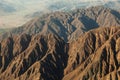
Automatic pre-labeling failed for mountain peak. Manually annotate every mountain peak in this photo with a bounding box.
[1,6,120,42]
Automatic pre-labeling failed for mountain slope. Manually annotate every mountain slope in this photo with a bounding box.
[1,6,120,42]
[64,27,120,80]
[0,27,119,80]
[0,33,68,80]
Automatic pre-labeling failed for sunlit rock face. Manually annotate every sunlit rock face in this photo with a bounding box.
[0,27,120,80]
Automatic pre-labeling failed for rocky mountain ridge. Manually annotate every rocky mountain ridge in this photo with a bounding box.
[0,27,119,80]
[1,6,120,42]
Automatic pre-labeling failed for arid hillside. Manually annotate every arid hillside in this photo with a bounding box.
[0,27,119,80]
[64,27,120,80]
[0,33,68,80]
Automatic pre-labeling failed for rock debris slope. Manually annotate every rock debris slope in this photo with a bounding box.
[0,27,119,80]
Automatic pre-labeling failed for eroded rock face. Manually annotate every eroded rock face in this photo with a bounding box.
[0,33,68,80]
[64,27,120,80]
[0,27,120,80]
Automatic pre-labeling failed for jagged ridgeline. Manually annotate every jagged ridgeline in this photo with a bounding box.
[0,27,120,80]
[1,6,120,42]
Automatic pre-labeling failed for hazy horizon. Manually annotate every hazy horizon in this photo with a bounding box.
[0,0,120,28]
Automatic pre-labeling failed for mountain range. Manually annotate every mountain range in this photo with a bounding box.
[1,6,120,42]
[0,27,119,80]
[0,6,120,80]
